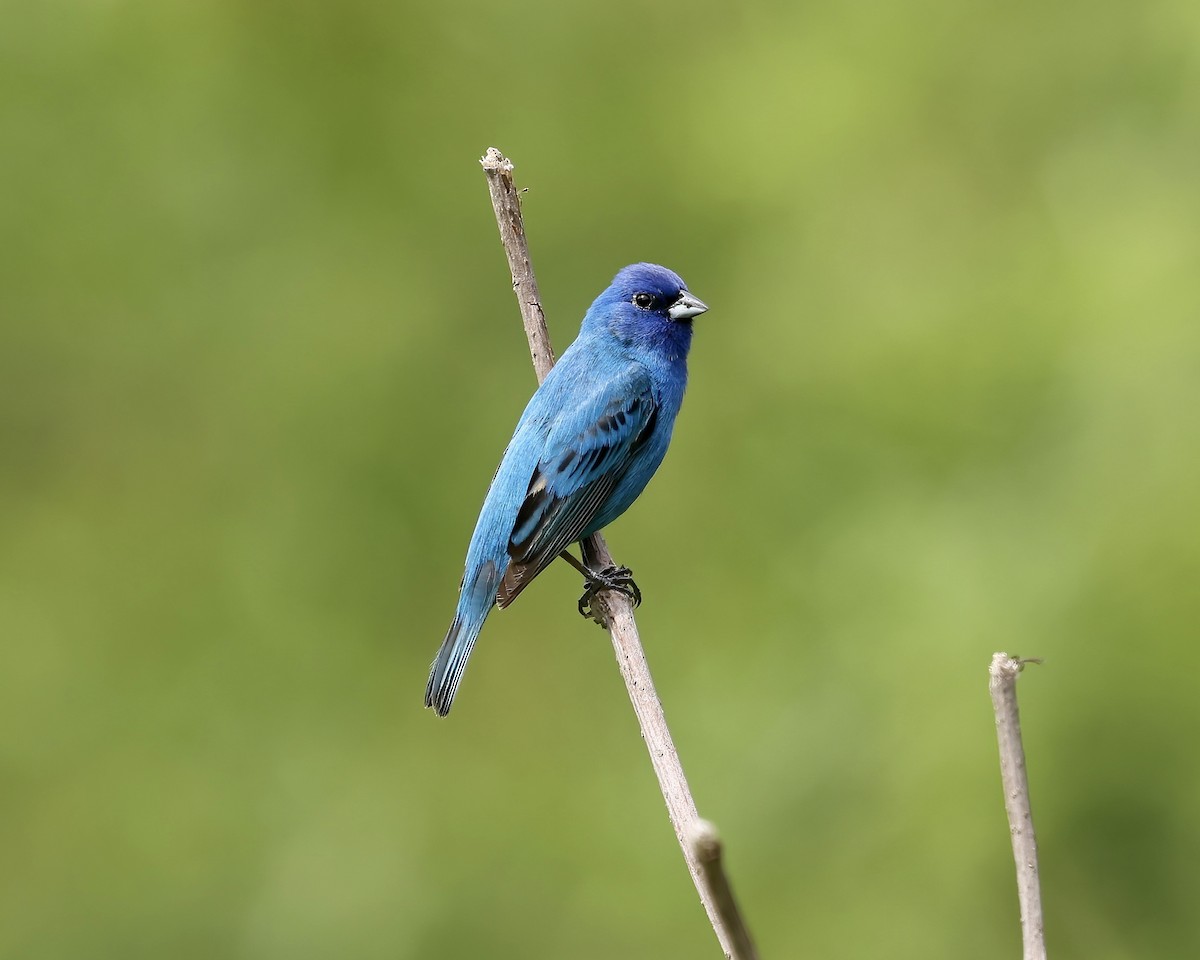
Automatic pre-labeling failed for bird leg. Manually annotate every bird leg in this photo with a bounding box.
[558,549,642,624]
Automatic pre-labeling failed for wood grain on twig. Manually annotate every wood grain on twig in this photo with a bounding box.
[690,820,760,960]
[990,652,1047,960]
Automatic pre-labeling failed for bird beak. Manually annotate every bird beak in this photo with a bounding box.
[668,292,708,321]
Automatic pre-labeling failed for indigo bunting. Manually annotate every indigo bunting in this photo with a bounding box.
[425,263,708,716]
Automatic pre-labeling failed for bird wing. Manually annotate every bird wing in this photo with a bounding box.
[497,369,658,608]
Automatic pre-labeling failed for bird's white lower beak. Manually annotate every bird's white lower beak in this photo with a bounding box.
[668,292,708,321]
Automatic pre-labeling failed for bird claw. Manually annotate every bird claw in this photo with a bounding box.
[577,564,642,624]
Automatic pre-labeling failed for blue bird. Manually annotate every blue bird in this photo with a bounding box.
[424,263,708,716]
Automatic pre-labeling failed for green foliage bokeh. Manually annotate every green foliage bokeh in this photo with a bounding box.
[2,1,1198,957]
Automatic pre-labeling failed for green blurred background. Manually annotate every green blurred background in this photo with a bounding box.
[2,0,1198,957]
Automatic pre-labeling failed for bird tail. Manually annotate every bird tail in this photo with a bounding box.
[424,559,501,716]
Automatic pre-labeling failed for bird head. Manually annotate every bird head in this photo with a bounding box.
[586,263,708,355]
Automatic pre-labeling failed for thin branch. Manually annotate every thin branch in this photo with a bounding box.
[479,149,555,382]
[989,652,1047,960]
[689,820,760,960]
[479,147,751,960]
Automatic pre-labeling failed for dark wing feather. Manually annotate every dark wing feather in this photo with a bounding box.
[497,383,657,608]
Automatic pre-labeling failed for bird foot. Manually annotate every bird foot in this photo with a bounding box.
[577,564,642,625]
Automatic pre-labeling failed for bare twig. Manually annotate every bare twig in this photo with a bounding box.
[989,652,1047,960]
[479,149,555,381]
[479,147,751,959]
[689,820,760,960]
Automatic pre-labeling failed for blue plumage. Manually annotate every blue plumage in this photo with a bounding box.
[425,263,708,716]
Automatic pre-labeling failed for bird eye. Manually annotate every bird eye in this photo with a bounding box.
[632,293,655,309]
